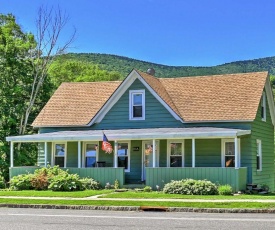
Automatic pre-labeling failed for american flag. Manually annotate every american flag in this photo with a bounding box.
[102,133,113,154]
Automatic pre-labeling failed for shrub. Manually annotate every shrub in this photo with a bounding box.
[114,179,120,189]
[143,186,152,192]
[10,174,34,190]
[218,184,233,195]
[105,182,114,189]
[80,178,101,190]
[48,173,83,191]
[0,176,6,189]
[31,168,49,190]
[163,179,218,195]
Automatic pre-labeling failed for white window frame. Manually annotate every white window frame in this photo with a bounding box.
[167,140,184,167]
[82,142,99,168]
[52,142,67,168]
[117,141,130,172]
[261,91,266,121]
[129,89,145,120]
[256,139,262,171]
[221,139,241,167]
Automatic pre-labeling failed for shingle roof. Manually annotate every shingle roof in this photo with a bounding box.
[32,70,269,127]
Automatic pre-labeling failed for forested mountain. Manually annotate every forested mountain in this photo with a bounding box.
[58,53,275,78]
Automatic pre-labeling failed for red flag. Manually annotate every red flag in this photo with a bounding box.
[102,133,113,154]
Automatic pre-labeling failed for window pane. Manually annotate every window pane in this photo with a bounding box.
[86,144,97,157]
[133,106,142,117]
[225,142,235,155]
[170,143,182,156]
[55,157,64,167]
[118,156,128,169]
[170,156,182,167]
[256,156,260,170]
[133,94,142,105]
[225,156,235,167]
[55,144,65,156]
[118,143,128,156]
[86,157,96,167]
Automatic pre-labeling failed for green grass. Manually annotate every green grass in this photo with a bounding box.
[0,189,113,198]
[100,191,275,200]
[0,198,275,209]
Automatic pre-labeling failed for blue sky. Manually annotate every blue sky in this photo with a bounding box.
[1,0,275,66]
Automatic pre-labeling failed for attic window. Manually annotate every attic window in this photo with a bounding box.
[129,90,145,120]
[261,91,266,121]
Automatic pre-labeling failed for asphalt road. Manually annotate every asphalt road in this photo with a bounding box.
[0,208,275,229]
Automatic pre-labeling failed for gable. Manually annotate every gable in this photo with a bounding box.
[92,78,182,129]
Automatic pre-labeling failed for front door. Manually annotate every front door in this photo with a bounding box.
[142,140,159,181]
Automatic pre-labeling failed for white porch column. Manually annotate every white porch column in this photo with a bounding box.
[234,137,239,168]
[44,142,48,167]
[10,141,14,168]
[114,140,118,168]
[78,141,81,168]
[152,139,156,168]
[192,138,195,168]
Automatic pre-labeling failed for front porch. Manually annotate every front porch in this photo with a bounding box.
[10,166,247,192]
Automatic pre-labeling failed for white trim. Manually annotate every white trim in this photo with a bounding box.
[264,76,275,126]
[192,138,195,168]
[52,142,67,168]
[10,141,14,168]
[44,142,48,167]
[256,139,262,171]
[129,89,145,120]
[221,138,241,168]
[261,91,266,122]
[77,141,81,168]
[82,142,99,168]
[167,140,185,167]
[117,141,131,172]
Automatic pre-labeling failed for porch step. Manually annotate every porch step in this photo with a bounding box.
[123,184,146,189]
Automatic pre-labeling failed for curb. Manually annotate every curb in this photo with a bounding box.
[1,204,275,213]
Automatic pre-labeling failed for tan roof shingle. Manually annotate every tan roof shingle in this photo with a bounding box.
[32,71,269,127]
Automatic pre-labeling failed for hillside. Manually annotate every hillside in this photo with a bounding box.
[60,53,275,77]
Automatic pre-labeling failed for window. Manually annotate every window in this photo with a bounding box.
[257,139,262,171]
[261,91,266,121]
[129,90,145,120]
[224,142,235,167]
[84,143,98,167]
[54,143,66,167]
[168,141,184,167]
[117,142,130,172]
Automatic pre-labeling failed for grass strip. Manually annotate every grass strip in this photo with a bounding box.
[0,190,113,198]
[1,198,275,209]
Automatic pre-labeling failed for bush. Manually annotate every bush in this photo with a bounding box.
[10,174,34,190]
[48,173,83,191]
[80,178,101,190]
[163,179,218,195]
[143,186,152,192]
[0,176,6,189]
[218,184,233,195]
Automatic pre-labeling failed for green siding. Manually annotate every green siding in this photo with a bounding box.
[159,140,167,167]
[98,141,114,167]
[9,167,40,179]
[251,91,275,190]
[145,167,247,192]
[37,142,52,166]
[67,142,78,167]
[185,139,221,167]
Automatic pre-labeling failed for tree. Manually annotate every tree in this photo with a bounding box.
[19,5,76,136]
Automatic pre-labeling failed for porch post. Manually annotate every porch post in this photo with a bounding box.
[10,141,14,168]
[152,139,156,167]
[234,137,239,168]
[44,142,47,167]
[78,141,81,168]
[192,138,195,168]
[114,140,118,168]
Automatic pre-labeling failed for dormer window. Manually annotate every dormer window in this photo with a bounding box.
[261,91,266,121]
[129,90,145,120]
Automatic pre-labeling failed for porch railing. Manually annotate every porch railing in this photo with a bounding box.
[145,167,247,192]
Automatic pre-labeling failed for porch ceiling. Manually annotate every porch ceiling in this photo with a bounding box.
[6,127,251,143]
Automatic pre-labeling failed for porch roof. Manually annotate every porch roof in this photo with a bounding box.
[6,127,251,142]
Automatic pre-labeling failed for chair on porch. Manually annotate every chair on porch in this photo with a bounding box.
[96,161,106,167]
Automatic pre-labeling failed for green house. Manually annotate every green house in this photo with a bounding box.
[6,69,275,192]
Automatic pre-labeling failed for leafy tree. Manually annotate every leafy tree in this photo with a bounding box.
[48,58,122,88]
